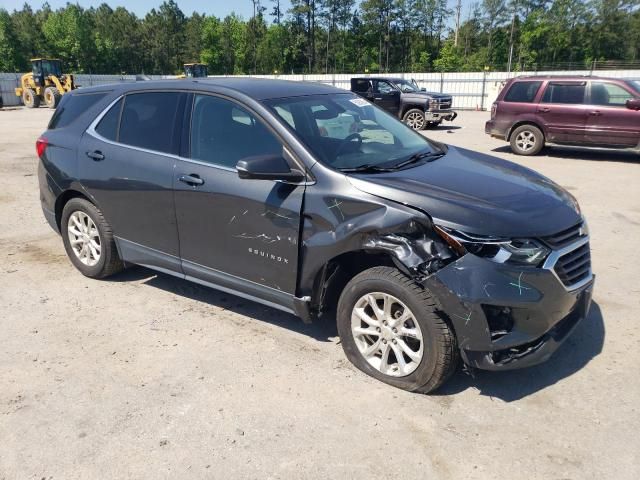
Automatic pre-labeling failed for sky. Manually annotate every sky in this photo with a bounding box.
[1,0,471,22]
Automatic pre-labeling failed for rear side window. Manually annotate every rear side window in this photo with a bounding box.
[352,79,372,93]
[541,83,586,104]
[49,93,107,129]
[503,81,541,103]
[590,82,635,106]
[119,92,184,154]
[95,98,123,141]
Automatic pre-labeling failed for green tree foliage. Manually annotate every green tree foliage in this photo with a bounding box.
[1,0,639,74]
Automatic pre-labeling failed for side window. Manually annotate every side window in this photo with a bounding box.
[95,98,123,141]
[375,81,395,94]
[503,81,542,103]
[119,92,183,154]
[190,94,282,169]
[590,82,635,107]
[48,93,107,129]
[352,79,372,93]
[541,83,586,104]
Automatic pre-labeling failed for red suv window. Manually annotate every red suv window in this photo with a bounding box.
[541,83,586,104]
[503,81,542,103]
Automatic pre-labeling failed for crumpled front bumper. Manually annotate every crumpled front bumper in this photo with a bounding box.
[422,253,594,371]
[426,109,457,122]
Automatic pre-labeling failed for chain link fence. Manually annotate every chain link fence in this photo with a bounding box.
[2,70,640,110]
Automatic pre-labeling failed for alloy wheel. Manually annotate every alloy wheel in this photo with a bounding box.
[515,130,537,152]
[67,211,101,266]
[405,112,425,130]
[350,292,424,377]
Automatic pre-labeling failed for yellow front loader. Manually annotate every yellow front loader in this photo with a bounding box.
[15,58,77,109]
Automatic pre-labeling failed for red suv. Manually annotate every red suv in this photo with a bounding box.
[485,76,640,155]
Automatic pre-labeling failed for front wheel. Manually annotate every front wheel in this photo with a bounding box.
[337,266,458,393]
[510,124,544,155]
[402,108,426,130]
[44,87,61,109]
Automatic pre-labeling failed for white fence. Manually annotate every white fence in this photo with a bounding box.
[3,70,640,109]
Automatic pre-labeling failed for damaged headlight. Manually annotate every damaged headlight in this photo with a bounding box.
[434,227,550,267]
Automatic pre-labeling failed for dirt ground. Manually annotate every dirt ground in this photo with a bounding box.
[0,106,639,479]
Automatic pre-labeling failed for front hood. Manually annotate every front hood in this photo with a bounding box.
[403,92,451,100]
[347,146,581,238]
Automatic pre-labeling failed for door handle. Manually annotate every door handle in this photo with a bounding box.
[374,97,383,100]
[536,107,551,113]
[86,150,105,161]
[589,110,602,116]
[179,174,204,186]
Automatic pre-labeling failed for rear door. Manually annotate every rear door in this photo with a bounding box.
[372,80,401,116]
[173,93,304,302]
[536,81,589,143]
[79,91,186,271]
[584,81,640,147]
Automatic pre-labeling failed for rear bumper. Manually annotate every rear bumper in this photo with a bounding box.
[426,109,457,122]
[422,252,594,371]
[484,119,506,139]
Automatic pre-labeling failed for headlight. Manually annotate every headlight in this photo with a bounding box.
[435,227,550,266]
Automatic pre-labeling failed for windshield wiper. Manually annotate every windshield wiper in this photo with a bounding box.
[388,151,445,170]
[338,164,394,173]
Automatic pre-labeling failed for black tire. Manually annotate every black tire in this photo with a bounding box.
[425,120,442,129]
[402,108,426,130]
[44,87,61,109]
[510,124,544,155]
[61,198,124,279]
[337,266,458,393]
[22,88,40,108]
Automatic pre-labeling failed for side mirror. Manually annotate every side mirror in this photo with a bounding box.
[626,98,640,111]
[236,154,305,182]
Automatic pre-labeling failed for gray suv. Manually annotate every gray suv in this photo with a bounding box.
[37,78,593,393]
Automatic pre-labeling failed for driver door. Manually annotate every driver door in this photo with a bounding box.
[173,93,305,300]
[372,80,401,116]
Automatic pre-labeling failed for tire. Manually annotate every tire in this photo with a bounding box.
[425,120,442,129]
[510,124,544,155]
[61,198,124,279]
[337,266,458,393]
[22,88,40,108]
[44,87,61,109]
[402,108,426,130]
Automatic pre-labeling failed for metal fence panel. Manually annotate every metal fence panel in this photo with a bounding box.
[2,70,639,110]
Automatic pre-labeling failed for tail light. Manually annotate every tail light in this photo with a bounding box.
[36,136,48,158]
[491,102,497,119]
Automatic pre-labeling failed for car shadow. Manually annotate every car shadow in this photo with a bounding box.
[425,125,462,132]
[109,266,338,342]
[491,145,640,163]
[435,301,605,402]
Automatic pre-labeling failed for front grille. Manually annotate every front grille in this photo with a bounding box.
[541,222,585,248]
[553,242,591,287]
[438,97,452,109]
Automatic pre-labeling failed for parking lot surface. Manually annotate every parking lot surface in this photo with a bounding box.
[1,107,639,479]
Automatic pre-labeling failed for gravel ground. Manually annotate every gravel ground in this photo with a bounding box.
[0,106,639,479]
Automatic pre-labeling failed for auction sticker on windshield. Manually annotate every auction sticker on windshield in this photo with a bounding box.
[350,97,370,107]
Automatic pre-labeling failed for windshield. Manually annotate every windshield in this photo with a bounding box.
[266,93,441,172]
[42,60,62,77]
[394,79,421,93]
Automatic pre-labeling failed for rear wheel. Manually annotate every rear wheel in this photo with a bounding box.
[426,120,442,129]
[402,108,426,130]
[61,198,124,279]
[337,266,458,393]
[44,87,61,109]
[22,88,40,108]
[510,124,544,155]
